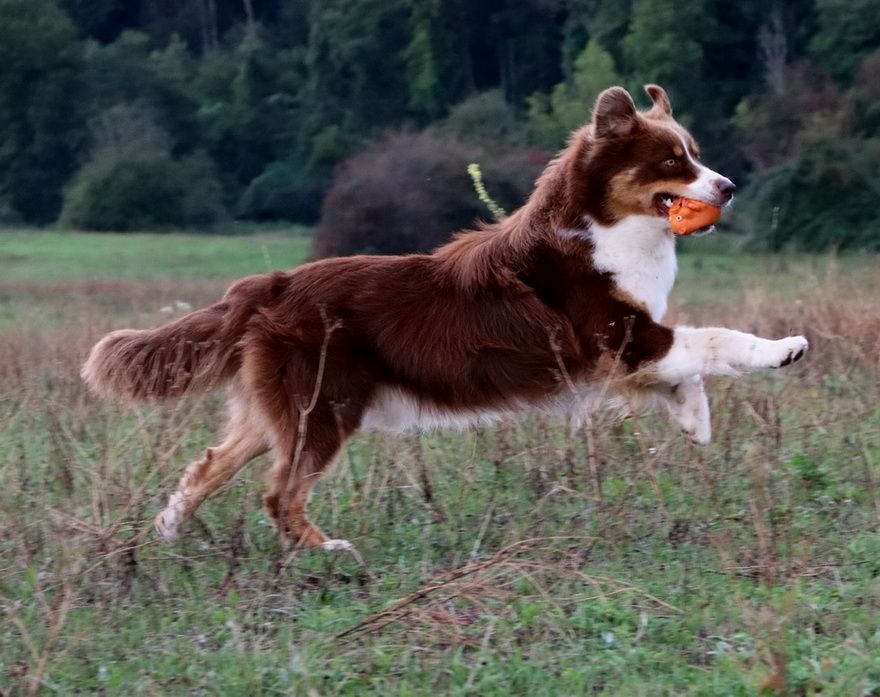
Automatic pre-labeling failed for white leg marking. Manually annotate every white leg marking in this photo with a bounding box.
[665,376,711,445]
[655,327,808,382]
[155,488,192,542]
[319,538,366,565]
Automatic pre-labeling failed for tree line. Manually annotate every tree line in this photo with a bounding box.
[1,0,878,250]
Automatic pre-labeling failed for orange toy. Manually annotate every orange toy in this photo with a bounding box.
[669,198,721,235]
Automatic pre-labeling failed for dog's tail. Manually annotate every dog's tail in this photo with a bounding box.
[82,273,283,402]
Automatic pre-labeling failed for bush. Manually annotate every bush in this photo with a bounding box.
[744,137,880,250]
[731,62,841,171]
[59,153,226,231]
[429,90,527,151]
[236,160,325,224]
[312,132,547,258]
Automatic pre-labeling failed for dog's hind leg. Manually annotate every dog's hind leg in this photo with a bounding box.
[242,313,371,551]
[263,401,360,551]
[155,389,269,541]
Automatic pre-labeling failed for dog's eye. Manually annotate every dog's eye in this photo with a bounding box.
[664,158,678,167]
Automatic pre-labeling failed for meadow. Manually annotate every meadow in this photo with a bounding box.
[1,230,880,696]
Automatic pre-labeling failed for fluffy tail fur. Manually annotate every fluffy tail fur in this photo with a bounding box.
[82,273,281,402]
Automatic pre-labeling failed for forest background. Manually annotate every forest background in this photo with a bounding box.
[3,0,880,253]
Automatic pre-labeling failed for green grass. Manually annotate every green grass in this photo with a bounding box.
[0,228,312,282]
[2,232,880,695]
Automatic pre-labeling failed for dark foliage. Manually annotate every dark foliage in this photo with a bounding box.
[0,0,86,223]
[236,160,325,223]
[746,137,880,251]
[59,153,225,231]
[313,132,546,257]
[0,0,878,248]
[735,49,880,250]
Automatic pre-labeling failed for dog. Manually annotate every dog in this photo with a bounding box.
[82,85,808,551]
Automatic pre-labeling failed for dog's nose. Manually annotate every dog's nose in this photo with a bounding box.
[713,178,736,199]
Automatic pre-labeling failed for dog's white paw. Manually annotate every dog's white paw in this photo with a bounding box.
[687,431,711,446]
[684,420,712,446]
[727,335,808,373]
[154,510,180,542]
[154,490,189,542]
[668,377,711,446]
[765,336,809,369]
[738,335,809,371]
[320,539,354,552]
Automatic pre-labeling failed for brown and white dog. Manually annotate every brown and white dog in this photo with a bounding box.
[83,85,808,551]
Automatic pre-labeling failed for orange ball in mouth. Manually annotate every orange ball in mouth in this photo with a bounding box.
[668,198,721,235]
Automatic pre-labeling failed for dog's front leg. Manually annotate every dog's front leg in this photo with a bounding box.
[653,327,808,383]
[662,375,711,445]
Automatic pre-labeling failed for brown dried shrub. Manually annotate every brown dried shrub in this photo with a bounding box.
[312,131,548,258]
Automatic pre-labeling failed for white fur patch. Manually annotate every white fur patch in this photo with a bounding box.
[664,376,711,445]
[674,133,732,205]
[155,488,191,541]
[361,387,523,432]
[361,386,608,433]
[587,215,677,321]
[655,328,808,382]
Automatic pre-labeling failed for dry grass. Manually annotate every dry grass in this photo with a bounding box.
[1,251,880,695]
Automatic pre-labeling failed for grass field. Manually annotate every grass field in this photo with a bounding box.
[2,230,880,695]
[0,229,312,282]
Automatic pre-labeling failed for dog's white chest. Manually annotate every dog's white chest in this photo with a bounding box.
[588,217,677,322]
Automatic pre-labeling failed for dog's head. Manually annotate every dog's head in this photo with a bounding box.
[586,85,735,226]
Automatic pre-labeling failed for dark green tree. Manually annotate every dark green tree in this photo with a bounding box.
[810,0,880,78]
[195,32,305,202]
[59,0,140,42]
[527,39,619,149]
[0,0,86,222]
[299,0,410,148]
[80,31,199,152]
[402,0,467,118]
[622,0,708,116]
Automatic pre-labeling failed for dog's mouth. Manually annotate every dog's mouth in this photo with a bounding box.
[654,192,734,214]
[653,192,723,235]
[652,193,678,216]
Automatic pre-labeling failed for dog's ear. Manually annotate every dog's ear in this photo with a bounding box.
[644,84,672,117]
[593,87,637,137]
